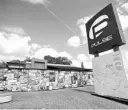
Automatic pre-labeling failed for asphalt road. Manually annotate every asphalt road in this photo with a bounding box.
[0,86,128,109]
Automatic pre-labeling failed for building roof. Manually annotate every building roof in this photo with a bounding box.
[6,61,93,72]
[47,63,92,72]
[7,61,25,65]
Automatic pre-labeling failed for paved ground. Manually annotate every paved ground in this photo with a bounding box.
[0,86,128,109]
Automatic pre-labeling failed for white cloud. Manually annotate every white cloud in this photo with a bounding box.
[43,44,51,48]
[0,55,25,62]
[0,32,31,57]
[68,36,81,48]
[0,25,74,62]
[31,43,41,50]
[77,54,92,68]
[0,29,93,69]
[34,47,58,59]
[83,61,92,69]
[79,24,86,37]
[118,13,128,31]
[59,51,73,60]
[111,0,128,31]
[29,43,41,56]
[116,2,128,31]
[21,0,49,5]
[71,59,92,69]
[0,26,75,63]
[77,17,91,26]
[77,54,89,62]
[71,54,92,68]
[33,47,73,60]
[118,2,128,15]
[71,60,81,67]
[0,26,32,61]
[34,50,92,68]
[2,26,26,35]
[77,16,92,44]
[114,0,128,7]
[122,2,128,12]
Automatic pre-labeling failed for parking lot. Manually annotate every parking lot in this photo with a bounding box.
[0,86,128,109]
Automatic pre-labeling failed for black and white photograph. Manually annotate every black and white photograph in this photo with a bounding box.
[0,0,128,109]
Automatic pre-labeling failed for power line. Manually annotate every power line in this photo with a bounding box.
[43,5,76,34]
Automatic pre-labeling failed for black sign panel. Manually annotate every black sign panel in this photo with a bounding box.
[86,3,126,54]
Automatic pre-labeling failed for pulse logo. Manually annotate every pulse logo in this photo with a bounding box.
[89,15,109,39]
[86,3,125,54]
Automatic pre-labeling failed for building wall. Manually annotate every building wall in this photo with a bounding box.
[0,68,93,92]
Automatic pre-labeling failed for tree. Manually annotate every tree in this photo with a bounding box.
[44,55,72,65]
[9,59,20,63]
[44,55,56,64]
[25,57,31,62]
[9,59,26,64]
[0,60,7,68]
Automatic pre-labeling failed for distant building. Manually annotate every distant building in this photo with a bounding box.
[6,58,92,72]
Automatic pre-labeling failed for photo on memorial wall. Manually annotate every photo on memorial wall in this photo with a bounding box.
[78,72,83,86]
[64,71,72,88]
[71,72,78,88]
[49,72,55,82]
[58,71,65,89]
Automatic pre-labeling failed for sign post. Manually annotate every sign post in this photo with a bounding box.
[86,3,128,99]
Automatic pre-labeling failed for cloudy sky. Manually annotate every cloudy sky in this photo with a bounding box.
[0,0,128,68]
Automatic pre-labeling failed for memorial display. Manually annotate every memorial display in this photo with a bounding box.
[64,72,72,88]
[71,72,78,88]
[0,63,92,92]
[58,71,65,89]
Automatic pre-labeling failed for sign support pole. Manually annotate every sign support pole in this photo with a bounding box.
[94,53,99,58]
[113,46,119,52]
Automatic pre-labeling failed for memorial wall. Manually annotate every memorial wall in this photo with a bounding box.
[0,69,93,92]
